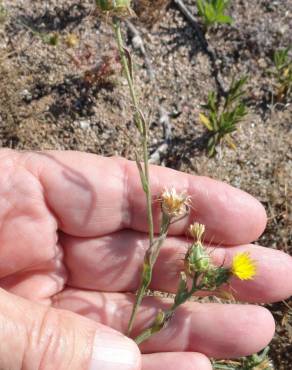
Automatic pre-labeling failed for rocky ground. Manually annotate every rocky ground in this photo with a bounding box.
[0,0,291,368]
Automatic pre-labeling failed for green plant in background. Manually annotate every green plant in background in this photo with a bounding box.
[96,0,132,16]
[19,19,59,46]
[212,346,273,369]
[271,47,292,101]
[199,76,248,157]
[0,1,7,25]
[196,0,233,28]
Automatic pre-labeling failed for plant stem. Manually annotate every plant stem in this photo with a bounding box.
[113,17,158,336]
[134,274,199,345]
[127,213,171,335]
[113,17,154,245]
[212,364,238,370]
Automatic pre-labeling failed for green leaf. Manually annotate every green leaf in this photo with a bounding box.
[273,47,291,71]
[207,135,217,157]
[123,47,133,81]
[215,14,233,24]
[196,0,205,16]
[204,2,216,23]
[174,272,189,305]
[134,153,148,193]
[210,111,218,131]
[213,0,226,13]
[208,91,217,111]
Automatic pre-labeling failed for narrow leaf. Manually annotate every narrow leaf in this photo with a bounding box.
[216,14,233,24]
[224,135,237,150]
[199,113,214,131]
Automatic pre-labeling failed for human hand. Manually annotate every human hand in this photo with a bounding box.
[0,149,291,370]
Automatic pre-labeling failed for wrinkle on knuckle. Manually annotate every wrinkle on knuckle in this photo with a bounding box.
[27,306,66,370]
[0,307,26,369]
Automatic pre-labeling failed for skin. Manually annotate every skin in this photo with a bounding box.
[0,149,291,369]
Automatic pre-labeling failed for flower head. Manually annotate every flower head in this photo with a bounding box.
[231,252,256,280]
[161,188,191,218]
[189,222,205,241]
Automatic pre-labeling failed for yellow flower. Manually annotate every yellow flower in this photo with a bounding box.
[231,252,256,280]
[161,188,191,218]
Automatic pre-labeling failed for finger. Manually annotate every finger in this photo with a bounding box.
[61,231,292,303]
[0,288,141,370]
[142,352,212,370]
[53,289,275,359]
[24,150,267,244]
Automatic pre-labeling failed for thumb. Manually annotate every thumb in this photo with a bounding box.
[0,288,141,370]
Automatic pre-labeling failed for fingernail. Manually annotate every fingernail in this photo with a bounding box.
[89,330,140,370]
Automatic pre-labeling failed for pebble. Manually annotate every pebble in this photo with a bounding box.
[79,120,90,130]
[20,89,32,102]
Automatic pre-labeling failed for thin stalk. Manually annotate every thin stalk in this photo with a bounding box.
[212,364,238,370]
[113,17,159,336]
[127,213,171,335]
[113,17,154,245]
[134,274,200,345]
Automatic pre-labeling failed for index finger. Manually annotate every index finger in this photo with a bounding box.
[25,151,266,244]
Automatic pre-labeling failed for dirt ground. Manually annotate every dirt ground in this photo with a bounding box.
[0,0,291,368]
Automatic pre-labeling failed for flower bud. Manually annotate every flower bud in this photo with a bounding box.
[185,241,210,276]
[96,0,132,15]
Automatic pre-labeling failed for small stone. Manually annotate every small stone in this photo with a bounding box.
[20,89,32,102]
[79,120,90,129]
[258,58,267,69]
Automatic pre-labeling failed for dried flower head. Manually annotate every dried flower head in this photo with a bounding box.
[66,33,79,48]
[231,252,257,280]
[161,188,191,218]
[189,222,205,241]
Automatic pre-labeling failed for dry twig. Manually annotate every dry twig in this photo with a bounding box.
[149,107,172,164]
[173,0,226,97]
[126,20,155,80]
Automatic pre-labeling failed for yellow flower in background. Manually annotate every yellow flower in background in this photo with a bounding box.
[231,252,256,280]
[65,33,79,48]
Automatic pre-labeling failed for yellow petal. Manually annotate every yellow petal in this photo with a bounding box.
[231,252,256,280]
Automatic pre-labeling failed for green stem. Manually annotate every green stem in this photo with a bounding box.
[113,18,137,105]
[113,17,158,335]
[113,17,154,245]
[134,274,200,344]
[127,213,171,335]
[212,364,238,370]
